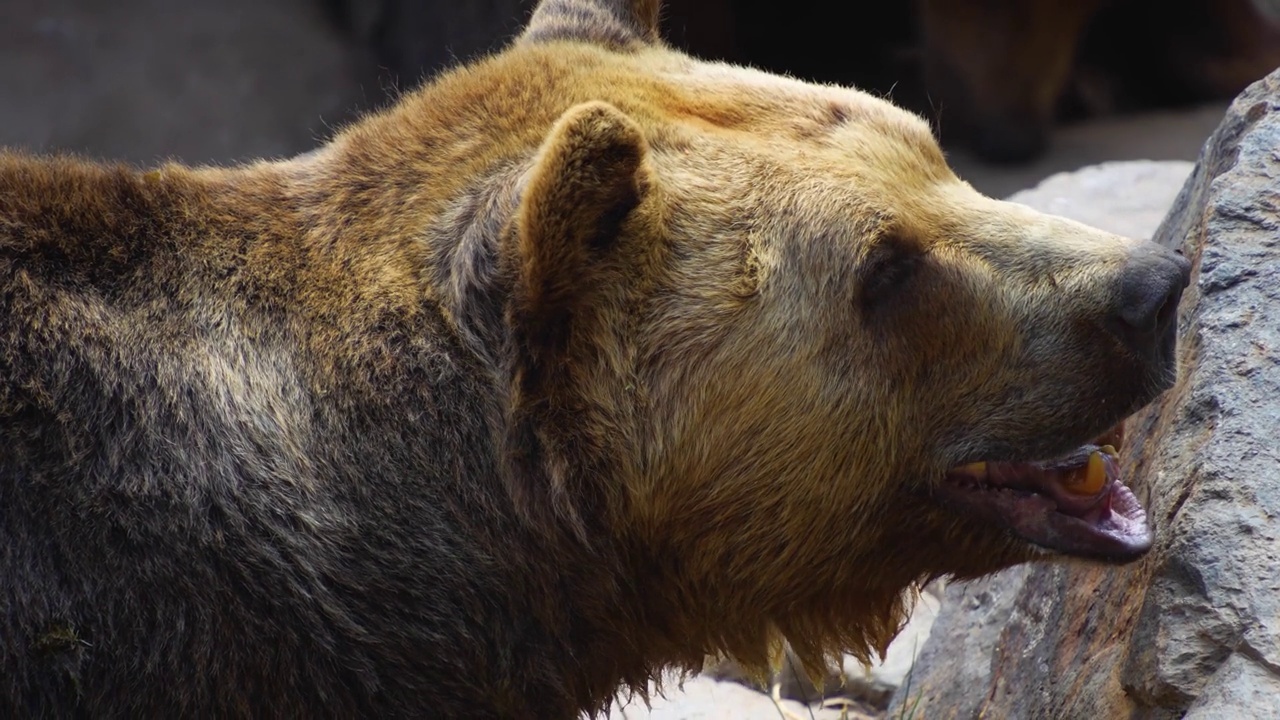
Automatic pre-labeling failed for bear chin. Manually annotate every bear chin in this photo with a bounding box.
[934,422,1153,562]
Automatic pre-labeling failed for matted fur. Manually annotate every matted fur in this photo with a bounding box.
[0,1,1179,717]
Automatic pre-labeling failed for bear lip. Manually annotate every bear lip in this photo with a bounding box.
[935,423,1153,561]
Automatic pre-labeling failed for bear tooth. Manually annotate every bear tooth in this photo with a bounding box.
[957,461,988,478]
[1064,451,1107,496]
[1086,451,1107,493]
[1100,444,1118,458]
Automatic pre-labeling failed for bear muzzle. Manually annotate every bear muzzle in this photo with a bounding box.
[935,421,1154,562]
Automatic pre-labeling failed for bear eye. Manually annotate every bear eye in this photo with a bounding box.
[860,243,920,312]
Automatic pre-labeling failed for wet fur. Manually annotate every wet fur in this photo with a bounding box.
[0,1,1168,717]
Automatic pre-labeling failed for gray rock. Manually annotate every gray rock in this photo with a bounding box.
[1004,160,1195,240]
[1183,653,1280,720]
[888,567,1033,717]
[890,71,1280,719]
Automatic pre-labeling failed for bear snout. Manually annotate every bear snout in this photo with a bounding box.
[1105,242,1192,374]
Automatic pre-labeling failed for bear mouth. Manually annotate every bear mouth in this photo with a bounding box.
[934,423,1152,561]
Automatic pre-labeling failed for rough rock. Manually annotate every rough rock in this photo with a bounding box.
[889,72,1280,719]
[1003,160,1196,239]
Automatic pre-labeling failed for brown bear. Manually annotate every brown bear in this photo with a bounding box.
[0,0,1190,717]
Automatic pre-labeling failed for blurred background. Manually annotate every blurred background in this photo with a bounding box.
[2,0,1279,198]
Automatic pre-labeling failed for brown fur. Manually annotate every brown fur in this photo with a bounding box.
[0,1,1183,716]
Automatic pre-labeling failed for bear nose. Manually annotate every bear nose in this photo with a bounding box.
[1108,243,1192,358]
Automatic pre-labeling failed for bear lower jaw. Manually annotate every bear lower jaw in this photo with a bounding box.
[935,423,1153,562]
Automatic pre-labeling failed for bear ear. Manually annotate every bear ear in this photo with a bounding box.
[512,100,647,357]
[522,0,662,48]
[504,101,649,538]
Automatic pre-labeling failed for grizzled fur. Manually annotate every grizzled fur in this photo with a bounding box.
[1,0,1180,717]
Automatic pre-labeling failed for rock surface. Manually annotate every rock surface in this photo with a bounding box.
[889,73,1280,719]
[1003,160,1195,240]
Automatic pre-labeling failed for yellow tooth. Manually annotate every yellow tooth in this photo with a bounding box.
[1100,444,1118,458]
[957,461,988,477]
[1062,452,1107,496]
[1087,451,1107,493]
[1074,451,1107,495]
